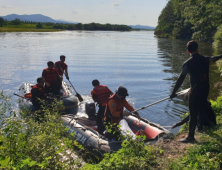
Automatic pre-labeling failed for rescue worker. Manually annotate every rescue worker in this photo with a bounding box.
[54,55,69,80]
[42,61,62,95]
[104,86,142,140]
[91,79,113,134]
[170,40,222,143]
[31,77,46,108]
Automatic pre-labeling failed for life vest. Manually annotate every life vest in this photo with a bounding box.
[104,94,124,124]
[24,93,32,98]
[42,68,58,84]
[55,61,67,76]
[31,84,45,98]
[93,85,112,105]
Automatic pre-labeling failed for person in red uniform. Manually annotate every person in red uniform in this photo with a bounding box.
[104,86,142,140]
[42,61,62,95]
[91,79,113,134]
[31,77,46,108]
[54,55,69,80]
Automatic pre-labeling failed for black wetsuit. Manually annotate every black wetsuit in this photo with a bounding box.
[174,53,221,139]
[173,101,216,128]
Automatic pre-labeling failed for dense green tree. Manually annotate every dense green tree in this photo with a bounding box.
[0,17,4,27]
[53,24,65,29]
[155,0,222,44]
[155,1,176,38]
[11,18,21,25]
[213,24,222,48]
[67,24,76,30]
[36,23,43,29]
[76,23,83,30]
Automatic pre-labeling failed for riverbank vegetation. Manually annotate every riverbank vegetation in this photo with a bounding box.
[84,97,222,169]
[0,91,222,169]
[0,92,83,169]
[0,18,132,32]
[155,0,222,47]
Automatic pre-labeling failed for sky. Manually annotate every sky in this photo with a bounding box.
[0,0,168,27]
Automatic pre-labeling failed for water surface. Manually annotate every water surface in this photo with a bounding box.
[1,31,222,133]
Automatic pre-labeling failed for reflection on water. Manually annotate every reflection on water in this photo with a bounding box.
[1,31,222,134]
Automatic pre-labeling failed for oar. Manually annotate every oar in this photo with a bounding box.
[131,88,190,113]
[14,93,55,101]
[58,67,83,102]
[67,79,83,102]
[14,93,30,100]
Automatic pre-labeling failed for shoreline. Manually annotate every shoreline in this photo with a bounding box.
[0,27,62,32]
[0,27,155,33]
[83,97,222,169]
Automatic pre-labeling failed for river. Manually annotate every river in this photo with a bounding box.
[1,30,222,133]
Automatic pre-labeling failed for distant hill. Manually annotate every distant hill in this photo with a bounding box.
[0,14,77,24]
[55,19,77,24]
[129,25,156,30]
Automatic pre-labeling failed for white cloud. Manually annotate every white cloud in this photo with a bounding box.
[71,10,77,14]
[1,5,12,8]
[112,3,120,7]
[131,15,137,18]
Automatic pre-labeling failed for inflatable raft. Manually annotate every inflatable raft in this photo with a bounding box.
[18,81,78,115]
[62,102,174,158]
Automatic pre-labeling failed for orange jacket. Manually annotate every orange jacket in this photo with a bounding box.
[91,85,113,106]
[55,61,67,76]
[104,94,134,124]
[42,68,59,84]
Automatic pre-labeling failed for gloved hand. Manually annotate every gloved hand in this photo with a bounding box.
[45,82,50,87]
[134,111,142,120]
[66,75,69,80]
[123,111,131,117]
[170,93,176,99]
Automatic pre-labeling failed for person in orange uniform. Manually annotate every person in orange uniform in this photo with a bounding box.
[31,77,46,108]
[104,86,142,140]
[91,79,113,134]
[42,61,62,95]
[54,55,69,80]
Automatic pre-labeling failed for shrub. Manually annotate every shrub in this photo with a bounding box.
[0,91,82,169]
[83,136,160,170]
[213,25,222,48]
[36,23,43,29]
[210,96,222,115]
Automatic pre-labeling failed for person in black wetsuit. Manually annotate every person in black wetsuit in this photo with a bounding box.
[170,40,222,143]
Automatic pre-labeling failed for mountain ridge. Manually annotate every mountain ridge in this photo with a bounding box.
[0,14,156,29]
[0,14,77,24]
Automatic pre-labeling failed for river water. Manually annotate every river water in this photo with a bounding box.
[1,31,222,133]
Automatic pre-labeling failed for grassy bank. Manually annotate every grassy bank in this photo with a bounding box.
[0,27,61,32]
[83,97,222,170]
[156,97,222,170]
[0,19,132,32]
[0,91,221,169]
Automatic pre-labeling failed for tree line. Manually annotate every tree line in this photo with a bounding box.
[154,0,222,47]
[0,18,132,31]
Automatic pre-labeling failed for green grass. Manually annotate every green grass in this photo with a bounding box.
[83,97,222,170]
[166,98,222,170]
[0,92,83,169]
[0,25,61,32]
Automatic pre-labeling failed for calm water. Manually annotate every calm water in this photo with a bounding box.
[1,31,222,133]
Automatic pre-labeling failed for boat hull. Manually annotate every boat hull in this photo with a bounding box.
[18,82,78,115]
[62,114,174,158]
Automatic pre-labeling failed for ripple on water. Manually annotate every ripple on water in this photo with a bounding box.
[1,31,222,133]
